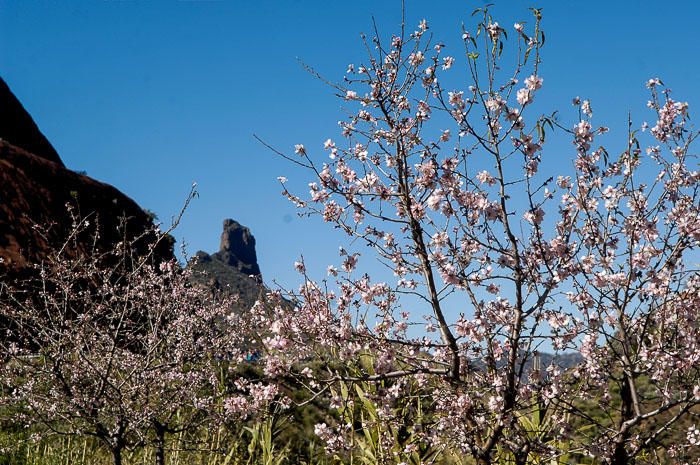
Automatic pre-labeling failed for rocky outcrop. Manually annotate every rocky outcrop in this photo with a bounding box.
[0,78,63,166]
[0,78,173,270]
[190,219,264,309]
[212,219,261,277]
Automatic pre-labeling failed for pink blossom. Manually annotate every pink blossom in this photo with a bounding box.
[486,22,501,40]
[409,51,425,66]
[523,208,544,225]
[524,74,543,91]
[442,56,455,70]
[476,170,496,186]
[516,88,532,105]
[581,100,592,116]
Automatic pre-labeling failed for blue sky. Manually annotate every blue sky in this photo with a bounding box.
[2,0,699,290]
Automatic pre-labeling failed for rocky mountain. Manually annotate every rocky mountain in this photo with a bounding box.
[0,78,63,167]
[190,219,265,310]
[0,77,173,270]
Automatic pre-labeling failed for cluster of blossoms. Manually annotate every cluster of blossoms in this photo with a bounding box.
[516,73,543,106]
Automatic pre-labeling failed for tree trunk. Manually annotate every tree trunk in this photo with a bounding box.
[154,421,166,465]
[111,445,123,465]
[110,422,127,465]
[612,440,635,465]
[611,377,634,465]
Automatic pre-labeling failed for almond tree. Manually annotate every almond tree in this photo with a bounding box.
[0,217,258,465]
[258,6,700,464]
[562,79,700,464]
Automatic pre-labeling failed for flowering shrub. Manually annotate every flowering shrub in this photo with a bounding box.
[261,6,700,465]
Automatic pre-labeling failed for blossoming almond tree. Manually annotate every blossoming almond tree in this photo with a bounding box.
[258,6,700,464]
[0,214,266,465]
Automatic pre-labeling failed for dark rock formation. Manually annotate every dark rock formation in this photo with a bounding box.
[190,219,264,310]
[0,78,63,166]
[0,78,173,270]
[212,219,261,277]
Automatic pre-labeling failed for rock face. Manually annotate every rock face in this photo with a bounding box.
[0,78,63,166]
[0,77,173,270]
[213,219,261,277]
[190,219,263,310]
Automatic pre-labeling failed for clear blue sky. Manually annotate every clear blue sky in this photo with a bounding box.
[2,0,699,290]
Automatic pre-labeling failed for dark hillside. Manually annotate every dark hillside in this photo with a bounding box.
[0,78,173,270]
